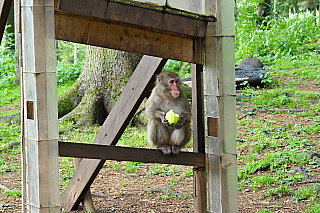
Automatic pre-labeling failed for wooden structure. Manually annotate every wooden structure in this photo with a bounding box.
[0,0,12,43]
[7,0,237,212]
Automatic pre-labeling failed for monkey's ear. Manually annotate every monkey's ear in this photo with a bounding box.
[156,74,162,83]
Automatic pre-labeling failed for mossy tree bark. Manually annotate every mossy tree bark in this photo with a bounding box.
[58,46,142,125]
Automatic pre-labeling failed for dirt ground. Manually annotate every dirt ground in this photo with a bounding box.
[0,82,319,212]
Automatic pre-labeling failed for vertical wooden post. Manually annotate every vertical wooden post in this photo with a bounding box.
[14,0,26,211]
[192,64,207,212]
[21,0,60,212]
[204,0,238,212]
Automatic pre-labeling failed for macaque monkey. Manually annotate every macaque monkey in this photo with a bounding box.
[146,71,191,154]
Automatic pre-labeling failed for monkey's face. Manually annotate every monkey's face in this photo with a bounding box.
[168,78,180,98]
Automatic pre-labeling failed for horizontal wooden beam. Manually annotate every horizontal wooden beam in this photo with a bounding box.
[56,0,210,38]
[55,12,203,64]
[58,142,205,167]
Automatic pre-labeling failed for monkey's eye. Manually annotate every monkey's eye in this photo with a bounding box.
[169,80,179,84]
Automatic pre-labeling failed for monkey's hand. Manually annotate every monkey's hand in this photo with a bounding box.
[172,118,182,129]
[161,113,170,126]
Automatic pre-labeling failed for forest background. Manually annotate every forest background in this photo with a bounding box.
[0,0,320,212]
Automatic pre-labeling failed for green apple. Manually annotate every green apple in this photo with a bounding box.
[165,110,179,126]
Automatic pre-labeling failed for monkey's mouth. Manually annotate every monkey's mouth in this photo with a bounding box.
[171,91,180,98]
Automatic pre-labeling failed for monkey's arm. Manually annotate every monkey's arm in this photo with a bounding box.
[145,99,168,125]
[173,112,191,129]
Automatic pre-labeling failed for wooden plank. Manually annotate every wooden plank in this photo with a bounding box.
[0,0,13,44]
[60,56,167,212]
[57,0,208,38]
[191,64,207,212]
[59,142,205,167]
[15,1,25,211]
[193,167,207,212]
[21,0,60,212]
[204,0,238,211]
[192,64,205,153]
[54,12,203,64]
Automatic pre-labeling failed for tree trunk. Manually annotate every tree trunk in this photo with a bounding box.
[58,46,142,126]
[256,0,271,26]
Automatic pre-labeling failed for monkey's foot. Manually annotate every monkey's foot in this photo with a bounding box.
[157,145,172,155]
[171,146,181,154]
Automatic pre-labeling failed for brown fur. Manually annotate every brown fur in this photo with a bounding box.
[146,71,191,154]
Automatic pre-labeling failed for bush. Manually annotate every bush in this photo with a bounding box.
[236,1,320,65]
[56,62,83,85]
[0,31,16,89]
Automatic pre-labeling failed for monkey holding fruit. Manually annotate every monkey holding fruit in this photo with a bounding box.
[146,71,191,154]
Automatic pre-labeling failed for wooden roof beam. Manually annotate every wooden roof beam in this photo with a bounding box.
[55,0,212,38]
[55,12,204,64]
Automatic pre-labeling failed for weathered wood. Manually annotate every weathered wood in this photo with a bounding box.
[21,0,60,211]
[191,64,207,212]
[109,0,216,22]
[0,0,13,44]
[204,0,238,212]
[59,142,205,167]
[207,117,218,137]
[73,158,95,213]
[60,56,167,212]
[14,0,25,211]
[54,12,203,64]
[56,0,209,38]
[192,64,205,153]
[193,167,207,212]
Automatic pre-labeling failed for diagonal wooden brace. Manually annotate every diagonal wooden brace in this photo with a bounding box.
[0,0,13,44]
[60,55,167,211]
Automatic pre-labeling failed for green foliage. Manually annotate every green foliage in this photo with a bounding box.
[117,127,149,148]
[265,185,291,198]
[150,165,165,175]
[0,30,16,89]
[0,121,21,150]
[236,1,320,64]
[56,40,86,65]
[293,186,319,202]
[257,210,273,213]
[56,62,83,85]
[306,200,320,213]
[247,88,319,109]
[122,161,141,173]
[163,59,191,77]
[259,72,279,88]
[3,190,22,197]
[0,86,20,109]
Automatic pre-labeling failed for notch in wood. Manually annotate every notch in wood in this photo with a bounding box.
[27,101,34,120]
[207,117,218,137]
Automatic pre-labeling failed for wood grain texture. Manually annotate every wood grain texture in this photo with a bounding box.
[60,56,167,211]
[54,12,203,64]
[191,64,205,153]
[0,0,13,44]
[193,167,207,212]
[59,142,205,167]
[191,64,207,212]
[21,0,60,211]
[57,0,208,38]
[204,0,238,211]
